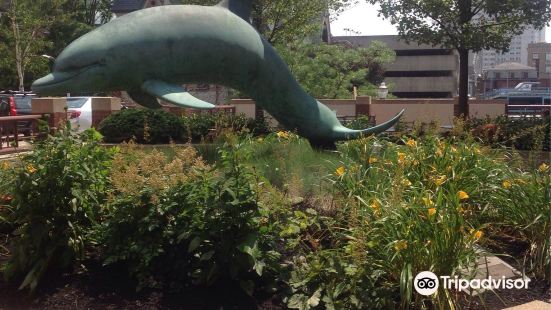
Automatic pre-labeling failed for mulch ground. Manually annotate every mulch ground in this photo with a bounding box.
[0,229,548,309]
[0,259,282,310]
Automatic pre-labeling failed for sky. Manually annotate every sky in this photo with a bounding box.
[331,3,551,42]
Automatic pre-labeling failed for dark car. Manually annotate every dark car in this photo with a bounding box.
[0,91,36,135]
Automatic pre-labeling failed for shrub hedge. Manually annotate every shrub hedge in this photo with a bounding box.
[98,109,184,144]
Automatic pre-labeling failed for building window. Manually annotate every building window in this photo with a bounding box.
[533,53,539,59]
[546,53,551,64]
[546,66,551,74]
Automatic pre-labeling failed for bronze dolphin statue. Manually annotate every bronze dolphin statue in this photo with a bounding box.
[31,0,404,148]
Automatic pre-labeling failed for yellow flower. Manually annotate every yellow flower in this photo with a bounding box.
[422,197,434,207]
[26,164,37,174]
[435,148,443,157]
[368,157,378,164]
[406,139,417,148]
[457,191,469,200]
[335,166,346,177]
[474,147,481,155]
[397,152,407,165]
[502,180,512,189]
[394,240,408,251]
[471,229,483,240]
[1,162,8,170]
[539,163,549,173]
[402,178,412,187]
[412,160,419,166]
[370,200,381,216]
[451,146,458,153]
[257,137,264,143]
[276,131,289,139]
[428,208,437,217]
[433,175,446,186]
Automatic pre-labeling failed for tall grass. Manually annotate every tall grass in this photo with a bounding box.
[236,133,339,199]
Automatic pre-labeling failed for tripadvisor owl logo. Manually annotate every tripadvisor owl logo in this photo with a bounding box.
[414,271,531,296]
[414,271,439,295]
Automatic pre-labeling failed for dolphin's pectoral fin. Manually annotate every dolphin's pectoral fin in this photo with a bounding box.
[141,80,215,109]
[127,89,162,109]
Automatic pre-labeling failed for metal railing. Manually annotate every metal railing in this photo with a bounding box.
[0,115,42,152]
[484,88,551,99]
[506,105,551,117]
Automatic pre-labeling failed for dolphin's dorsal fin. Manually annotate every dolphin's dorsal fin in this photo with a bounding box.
[217,0,252,22]
[141,80,215,110]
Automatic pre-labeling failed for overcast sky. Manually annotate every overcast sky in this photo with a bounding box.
[331,3,551,43]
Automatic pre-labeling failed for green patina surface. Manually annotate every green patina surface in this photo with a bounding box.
[32,0,403,148]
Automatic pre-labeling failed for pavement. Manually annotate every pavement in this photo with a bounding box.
[504,301,551,310]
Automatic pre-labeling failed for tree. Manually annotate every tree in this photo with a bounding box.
[0,0,110,91]
[3,0,59,91]
[366,0,551,116]
[180,0,356,44]
[62,0,113,26]
[278,41,395,99]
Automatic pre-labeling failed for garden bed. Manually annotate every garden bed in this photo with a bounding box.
[0,127,549,309]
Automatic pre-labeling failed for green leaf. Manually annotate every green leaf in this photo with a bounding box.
[188,236,202,253]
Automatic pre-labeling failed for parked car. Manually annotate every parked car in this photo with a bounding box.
[0,91,36,135]
[67,97,93,132]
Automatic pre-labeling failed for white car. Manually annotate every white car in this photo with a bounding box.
[67,97,92,132]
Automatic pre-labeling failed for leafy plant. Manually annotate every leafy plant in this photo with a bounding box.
[493,163,551,281]
[3,127,114,291]
[101,141,287,294]
[181,113,272,143]
[467,115,550,151]
[285,135,510,309]
[98,109,184,144]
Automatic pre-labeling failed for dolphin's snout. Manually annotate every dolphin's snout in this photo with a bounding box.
[31,72,74,95]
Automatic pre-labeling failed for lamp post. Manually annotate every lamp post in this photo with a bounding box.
[378,82,388,99]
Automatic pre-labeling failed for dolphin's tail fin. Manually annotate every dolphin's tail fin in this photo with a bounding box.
[331,109,405,141]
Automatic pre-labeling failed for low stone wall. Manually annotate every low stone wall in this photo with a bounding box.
[229,97,507,128]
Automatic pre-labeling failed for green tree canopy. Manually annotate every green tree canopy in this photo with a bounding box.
[0,0,112,91]
[367,0,551,116]
[278,41,395,99]
[180,0,356,44]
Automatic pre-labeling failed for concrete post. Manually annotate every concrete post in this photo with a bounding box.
[91,97,122,127]
[31,97,68,132]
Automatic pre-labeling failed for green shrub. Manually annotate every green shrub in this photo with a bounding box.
[343,115,374,130]
[181,113,272,143]
[0,161,15,232]
[3,128,114,291]
[467,115,550,151]
[100,142,290,294]
[98,109,184,144]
